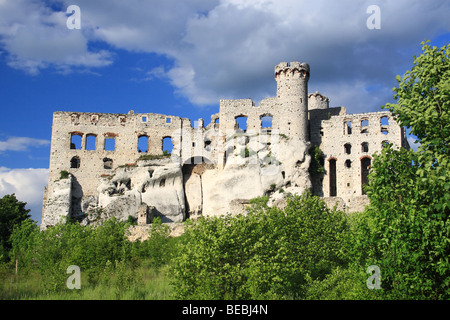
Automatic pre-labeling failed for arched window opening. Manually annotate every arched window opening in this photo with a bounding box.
[163,137,173,155]
[361,119,369,134]
[235,116,248,132]
[261,115,273,129]
[70,156,80,169]
[85,134,96,151]
[70,134,82,150]
[380,116,389,126]
[361,157,371,195]
[204,139,212,151]
[138,135,149,153]
[213,117,220,129]
[362,142,369,153]
[381,116,389,135]
[345,121,352,135]
[329,159,337,197]
[160,178,166,187]
[344,143,352,155]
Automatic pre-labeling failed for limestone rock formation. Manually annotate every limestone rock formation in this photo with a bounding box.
[201,135,311,217]
[41,174,72,229]
[41,132,312,229]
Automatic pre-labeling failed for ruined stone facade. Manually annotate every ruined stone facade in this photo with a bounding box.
[41,61,409,230]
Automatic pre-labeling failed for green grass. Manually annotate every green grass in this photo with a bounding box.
[138,152,171,161]
[0,263,173,300]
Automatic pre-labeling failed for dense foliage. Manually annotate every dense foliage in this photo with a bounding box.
[308,145,325,176]
[358,41,450,299]
[170,192,350,299]
[1,215,175,298]
[0,194,30,263]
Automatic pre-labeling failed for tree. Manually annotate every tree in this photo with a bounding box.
[9,219,40,272]
[360,41,450,299]
[169,191,349,300]
[0,194,31,262]
[384,40,450,160]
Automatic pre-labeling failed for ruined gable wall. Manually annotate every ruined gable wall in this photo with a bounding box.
[47,111,194,197]
[316,110,408,204]
[218,98,279,133]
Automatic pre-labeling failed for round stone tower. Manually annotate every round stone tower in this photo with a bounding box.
[308,91,329,110]
[274,61,310,140]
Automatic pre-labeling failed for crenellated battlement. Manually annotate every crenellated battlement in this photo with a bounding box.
[274,61,310,140]
[274,61,310,80]
[308,92,330,111]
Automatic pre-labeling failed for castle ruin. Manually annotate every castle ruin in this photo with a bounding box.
[41,61,409,230]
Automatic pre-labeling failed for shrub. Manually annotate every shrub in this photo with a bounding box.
[169,191,349,299]
[59,170,70,179]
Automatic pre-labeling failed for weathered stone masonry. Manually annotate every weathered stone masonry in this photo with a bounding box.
[41,61,409,230]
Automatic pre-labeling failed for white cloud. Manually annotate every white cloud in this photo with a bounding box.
[0,136,50,152]
[0,0,113,74]
[1,0,449,110]
[162,0,450,109]
[0,167,49,224]
[407,135,421,152]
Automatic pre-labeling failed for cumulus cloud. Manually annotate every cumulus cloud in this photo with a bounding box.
[1,0,449,111]
[0,167,49,224]
[0,0,112,74]
[164,0,450,110]
[407,135,421,152]
[0,136,50,152]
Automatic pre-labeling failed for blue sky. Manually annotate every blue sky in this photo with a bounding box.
[0,0,449,223]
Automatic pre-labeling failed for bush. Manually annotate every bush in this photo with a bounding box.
[131,217,173,268]
[59,170,70,179]
[354,145,450,299]
[169,191,350,300]
[304,265,384,300]
[354,42,450,299]
[9,219,40,273]
[2,216,178,299]
[0,194,31,262]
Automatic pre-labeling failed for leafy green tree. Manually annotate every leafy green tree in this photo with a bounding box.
[359,41,450,299]
[308,145,325,176]
[384,41,450,161]
[31,217,133,290]
[304,265,382,300]
[170,191,349,300]
[0,194,31,262]
[86,218,131,268]
[9,219,40,273]
[131,217,172,268]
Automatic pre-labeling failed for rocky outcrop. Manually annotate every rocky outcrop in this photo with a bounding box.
[201,135,312,217]
[85,159,186,224]
[41,175,73,230]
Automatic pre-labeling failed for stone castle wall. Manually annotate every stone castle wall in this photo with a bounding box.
[41,61,410,230]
